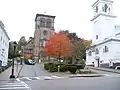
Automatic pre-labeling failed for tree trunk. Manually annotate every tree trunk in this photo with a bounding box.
[48,56,50,63]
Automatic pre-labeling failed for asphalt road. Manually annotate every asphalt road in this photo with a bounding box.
[26,76,120,90]
[18,63,52,78]
[0,63,120,90]
[20,63,120,90]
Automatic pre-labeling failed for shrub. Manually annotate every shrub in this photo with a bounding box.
[44,63,53,70]
[76,64,84,69]
[49,63,58,72]
[59,64,68,72]
[44,62,68,72]
[67,64,77,74]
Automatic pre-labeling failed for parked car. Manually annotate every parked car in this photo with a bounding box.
[24,59,35,65]
[115,66,120,70]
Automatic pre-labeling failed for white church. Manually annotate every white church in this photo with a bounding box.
[86,0,120,68]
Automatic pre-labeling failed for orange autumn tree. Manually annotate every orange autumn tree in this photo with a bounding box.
[43,31,71,59]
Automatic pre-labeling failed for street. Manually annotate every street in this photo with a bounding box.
[0,63,120,90]
[26,76,120,90]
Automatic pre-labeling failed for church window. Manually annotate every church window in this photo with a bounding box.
[103,46,109,53]
[40,18,45,27]
[40,40,43,47]
[95,48,99,55]
[88,51,92,56]
[96,35,98,39]
[43,30,48,35]
[102,7,105,12]
[109,8,110,12]
[1,36,2,41]
[95,6,98,13]
[46,19,52,28]
[104,4,108,12]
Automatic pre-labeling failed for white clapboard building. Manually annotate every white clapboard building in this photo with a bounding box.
[86,0,120,68]
[0,21,10,66]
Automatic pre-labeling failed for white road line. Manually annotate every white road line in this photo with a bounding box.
[35,77,40,80]
[0,83,21,85]
[25,77,32,80]
[104,74,111,76]
[51,76,63,78]
[44,76,52,80]
[0,84,25,87]
[20,81,31,90]
[0,81,31,90]
[0,87,30,90]
[16,78,21,82]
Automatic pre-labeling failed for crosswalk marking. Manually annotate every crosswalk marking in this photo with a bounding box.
[16,74,120,82]
[0,80,31,90]
[25,77,32,81]
[16,75,63,81]
[51,75,63,78]
[34,77,40,80]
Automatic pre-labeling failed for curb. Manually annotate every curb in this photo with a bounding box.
[68,74,103,78]
[89,67,120,74]
[16,65,24,78]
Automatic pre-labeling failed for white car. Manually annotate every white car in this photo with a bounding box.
[115,66,120,70]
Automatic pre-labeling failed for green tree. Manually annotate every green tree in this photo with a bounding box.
[73,39,91,64]
[17,36,27,51]
[8,42,14,59]
[8,41,20,59]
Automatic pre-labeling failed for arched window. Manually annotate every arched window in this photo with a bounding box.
[40,18,45,27]
[46,19,52,28]
[95,6,98,13]
[96,35,98,39]
[95,48,99,55]
[88,51,92,56]
[104,46,109,53]
[104,4,108,12]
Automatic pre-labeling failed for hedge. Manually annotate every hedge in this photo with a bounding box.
[44,63,85,73]
[44,62,68,72]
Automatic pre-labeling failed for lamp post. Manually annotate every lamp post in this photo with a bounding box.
[9,41,17,79]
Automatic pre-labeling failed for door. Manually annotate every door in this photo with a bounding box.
[97,58,100,67]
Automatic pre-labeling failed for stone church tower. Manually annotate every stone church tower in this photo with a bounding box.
[33,14,55,61]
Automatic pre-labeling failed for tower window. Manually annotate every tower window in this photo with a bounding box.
[95,6,98,13]
[96,35,98,39]
[40,40,43,47]
[104,4,108,12]
[46,19,52,28]
[43,30,48,35]
[40,18,45,27]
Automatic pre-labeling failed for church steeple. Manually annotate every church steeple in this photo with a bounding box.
[91,0,117,45]
[92,0,116,19]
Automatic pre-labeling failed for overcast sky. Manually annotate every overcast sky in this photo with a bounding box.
[0,0,120,41]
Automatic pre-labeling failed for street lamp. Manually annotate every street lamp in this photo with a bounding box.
[9,41,17,79]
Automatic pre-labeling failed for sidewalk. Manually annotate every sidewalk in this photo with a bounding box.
[0,64,23,80]
[87,66,120,74]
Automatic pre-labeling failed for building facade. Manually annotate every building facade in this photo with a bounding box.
[86,0,120,68]
[33,14,55,61]
[23,37,34,59]
[0,21,10,66]
[24,14,55,61]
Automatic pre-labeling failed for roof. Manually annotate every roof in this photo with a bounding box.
[35,14,56,21]
[25,38,34,47]
[0,21,10,40]
[92,0,113,7]
[91,13,116,21]
[89,38,120,49]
